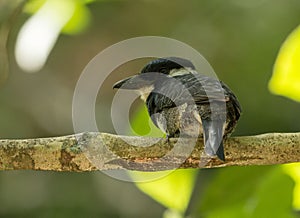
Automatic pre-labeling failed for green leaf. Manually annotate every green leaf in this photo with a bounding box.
[269,24,300,102]
[24,0,46,14]
[130,104,164,137]
[24,0,91,35]
[61,1,91,35]
[251,167,294,218]
[193,166,295,218]
[283,163,300,210]
[132,169,198,214]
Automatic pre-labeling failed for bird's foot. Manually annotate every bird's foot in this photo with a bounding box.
[165,134,171,143]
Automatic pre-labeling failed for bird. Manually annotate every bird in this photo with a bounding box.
[113,57,241,161]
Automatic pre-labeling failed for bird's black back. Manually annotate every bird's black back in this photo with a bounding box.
[147,73,239,113]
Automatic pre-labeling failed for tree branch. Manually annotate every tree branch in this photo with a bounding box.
[0,132,299,172]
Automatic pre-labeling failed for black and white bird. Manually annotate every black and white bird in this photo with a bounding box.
[113,57,241,161]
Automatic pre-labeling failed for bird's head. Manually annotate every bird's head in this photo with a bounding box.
[113,57,195,101]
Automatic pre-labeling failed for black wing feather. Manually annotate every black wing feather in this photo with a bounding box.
[146,73,230,116]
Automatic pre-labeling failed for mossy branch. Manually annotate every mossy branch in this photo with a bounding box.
[0,132,300,172]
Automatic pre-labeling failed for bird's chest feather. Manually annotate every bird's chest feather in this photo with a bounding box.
[150,103,204,137]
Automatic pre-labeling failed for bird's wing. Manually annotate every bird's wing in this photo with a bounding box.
[146,73,229,115]
[179,73,230,104]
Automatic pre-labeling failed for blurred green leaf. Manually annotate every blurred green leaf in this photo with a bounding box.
[136,169,197,213]
[130,104,164,137]
[24,0,46,13]
[193,166,295,218]
[61,1,91,35]
[16,0,93,72]
[132,169,198,214]
[24,0,92,35]
[163,208,186,218]
[269,24,300,102]
[251,167,294,217]
[283,163,300,210]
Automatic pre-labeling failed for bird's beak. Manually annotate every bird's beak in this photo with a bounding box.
[113,76,134,89]
[113,74,155,90]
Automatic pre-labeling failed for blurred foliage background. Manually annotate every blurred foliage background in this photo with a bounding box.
[1,0,300,217]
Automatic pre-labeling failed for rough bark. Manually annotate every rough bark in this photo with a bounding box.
[0,132,299,172]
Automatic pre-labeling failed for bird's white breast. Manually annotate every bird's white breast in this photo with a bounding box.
[137,85,154,102]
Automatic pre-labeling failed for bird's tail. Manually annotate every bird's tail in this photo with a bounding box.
[202,119,225,161]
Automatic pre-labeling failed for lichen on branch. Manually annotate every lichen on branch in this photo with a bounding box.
[0,132,300,172]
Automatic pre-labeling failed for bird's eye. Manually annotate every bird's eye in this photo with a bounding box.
[160,67,168,74]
